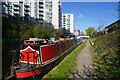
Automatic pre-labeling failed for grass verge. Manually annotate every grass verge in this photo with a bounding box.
[43,40,87,78]
[93,30,120,79]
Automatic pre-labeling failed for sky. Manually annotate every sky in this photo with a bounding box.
[62,2,119,32]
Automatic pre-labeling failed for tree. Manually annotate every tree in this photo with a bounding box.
[97,25,103,32]
[55,29,62,39]
[42,25,56,39]
[97,21,105,32]
[33,23,58,39]
[19,21,34,40]
[33,23,43,38]
[92,30,98,37]
[86,27,95,36]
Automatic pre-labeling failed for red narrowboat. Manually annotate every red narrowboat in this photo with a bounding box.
[9,38,78,80]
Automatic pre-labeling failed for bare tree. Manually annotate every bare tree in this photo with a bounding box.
[97,21,106,32]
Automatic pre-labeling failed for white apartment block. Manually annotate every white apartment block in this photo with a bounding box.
[62,13,74,33]
[2,0,62,29]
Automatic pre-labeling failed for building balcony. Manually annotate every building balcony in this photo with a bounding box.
[39,5,43,7]
[24,8,30,12]
[46,12,52,16]
[24,12,29,15]
[19,1,23,3]
[14,9,19,11]
[13,7,19,10]
[39,18,43,20]
[14,5,19,7]
[39,8,44,11]
[14,13,19,16]
[25,10,30,12]
[13,2,19,6]
[39,13,44,15]
[24,12,30,16]
[24,8,30,10]
[39,17,43,20]
[39,10,43,13]
[14,11,19,14]
[39,7,43,8]
[39,14,43,17]
[24,14,29,16]
[24,4,30,7]
[39,5,43,8]
[39,2,44,5]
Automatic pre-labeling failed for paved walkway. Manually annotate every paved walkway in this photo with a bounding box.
[72,40,94,78]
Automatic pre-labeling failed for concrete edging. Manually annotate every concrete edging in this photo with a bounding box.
[89,39,94,46]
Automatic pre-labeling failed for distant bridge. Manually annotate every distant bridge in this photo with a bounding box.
[77,36,90,39]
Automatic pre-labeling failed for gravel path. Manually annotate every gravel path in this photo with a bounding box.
[72,40,94,78]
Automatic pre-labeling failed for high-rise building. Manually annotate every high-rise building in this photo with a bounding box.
[2,0,62,29]
[35,0,62,29]
[62,13,74,33]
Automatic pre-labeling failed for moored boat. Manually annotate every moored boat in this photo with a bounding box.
[8,38,78,80]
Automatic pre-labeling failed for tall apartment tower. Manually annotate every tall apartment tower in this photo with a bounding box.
[2,0,62,29]
[62,13,74,33]
[35,0,62,29]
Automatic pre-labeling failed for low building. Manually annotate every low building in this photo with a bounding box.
[74,29,80,36]
[105,20,120,32]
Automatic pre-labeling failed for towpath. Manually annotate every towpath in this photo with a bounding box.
[72,40,94,78]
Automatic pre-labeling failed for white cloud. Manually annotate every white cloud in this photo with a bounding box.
[78,13,83,18]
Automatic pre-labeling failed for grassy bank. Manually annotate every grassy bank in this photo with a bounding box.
[43,40,87,78]
[93,30,120,79]
[90,38,97,43]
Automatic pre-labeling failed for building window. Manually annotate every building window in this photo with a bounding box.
[63,18,65,22]
[49,17,52,19]
[46,16,52,19]
[46,9,52,12]
[46,17,49,19]
[39,2,43,5]
[46,4,52,7]
[46,12,52,15]
[39,16,43,19]
[46,1,52,4]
